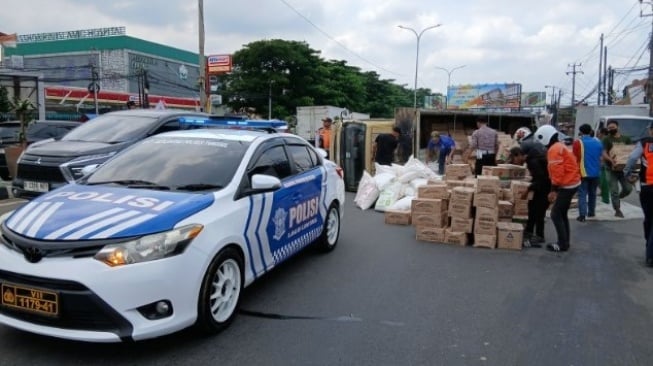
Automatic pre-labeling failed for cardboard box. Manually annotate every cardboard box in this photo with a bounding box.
[448,200,472,218]
[510,180,532,201]
[417,185,450,200]
[570,198,578,209]
[412,213,449,228]
[451,216,474,234]
[446,180,466,189]
[473,234,497,249]
[513,200,529,216]
[474,192,498,208]
[476,176,501,194]
[611,143,636,170]
[452,187,475,203]
[412,198,448,215]
[445,229,469,246]
[499,217,513,223]
[384,210,411,225]
[498,200,514,218]
[502,188,514,203]
[498,164,527,179]
[497,222,524,250]
[445,164,472,180]
[476,206,499,222]
[416,227,446,243]
[474,217,497,236]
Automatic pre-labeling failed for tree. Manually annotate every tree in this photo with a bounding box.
[222,39,417,119]
[9,96,35,144]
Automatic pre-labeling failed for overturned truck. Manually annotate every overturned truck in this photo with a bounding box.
[394,107,539,163]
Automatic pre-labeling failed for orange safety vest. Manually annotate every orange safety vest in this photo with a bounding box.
[641,137,653,185]
[318,127,331,149]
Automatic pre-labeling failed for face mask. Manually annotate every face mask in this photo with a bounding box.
[608,130,617,136]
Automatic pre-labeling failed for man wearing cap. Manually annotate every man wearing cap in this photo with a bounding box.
[468,117,499,176]
[317,117,333,151]
[426,131,456,175]
[573,124,604,222]
[623,122,653,267]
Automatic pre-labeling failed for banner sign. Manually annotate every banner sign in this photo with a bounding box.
[18,27,126,44]
[207,54,232,74]
[520,92,546,107]
[447,83,522,109]
[424,95,445,110]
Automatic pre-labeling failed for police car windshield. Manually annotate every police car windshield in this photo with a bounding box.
[85,136,249,190]
[62,115,158,143]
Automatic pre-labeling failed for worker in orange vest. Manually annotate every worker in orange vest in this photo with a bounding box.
[317,117,333,156]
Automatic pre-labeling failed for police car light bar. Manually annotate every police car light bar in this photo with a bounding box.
[179,117,288,132]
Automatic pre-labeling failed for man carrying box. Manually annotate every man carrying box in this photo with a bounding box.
[573,124,604,222]
[602,120,632,218]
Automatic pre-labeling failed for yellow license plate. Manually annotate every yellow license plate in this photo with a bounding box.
[1,283,59,317]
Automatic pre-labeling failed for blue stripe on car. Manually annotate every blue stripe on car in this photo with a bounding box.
[243,196,257,279]
[255,193,268,271]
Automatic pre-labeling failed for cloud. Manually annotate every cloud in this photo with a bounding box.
[0,0,647,104]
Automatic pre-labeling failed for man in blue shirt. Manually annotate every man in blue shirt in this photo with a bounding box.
[426,131,456,175]
[572,124,604,221]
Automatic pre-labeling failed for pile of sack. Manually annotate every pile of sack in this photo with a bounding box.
[353,156,441,212]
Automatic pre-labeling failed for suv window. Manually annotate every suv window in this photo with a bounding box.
[0,124,20,141]
[62,115,159,143]
[249,145,292,180]
[287,144,316,173]
[152,120,181,135]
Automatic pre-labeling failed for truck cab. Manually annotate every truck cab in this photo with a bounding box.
[595,115,653,142]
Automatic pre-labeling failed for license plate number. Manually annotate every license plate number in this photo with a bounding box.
[24,180,49,192]
[2,283,59,316]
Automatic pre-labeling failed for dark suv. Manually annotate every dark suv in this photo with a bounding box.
[12,110,208,199]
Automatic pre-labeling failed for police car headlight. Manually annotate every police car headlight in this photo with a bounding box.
[94,224,203,267]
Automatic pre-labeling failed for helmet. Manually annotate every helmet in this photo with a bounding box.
[533,125,558,146]
[514,127,531,142]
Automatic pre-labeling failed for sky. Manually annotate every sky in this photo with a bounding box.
[1,0,650,106]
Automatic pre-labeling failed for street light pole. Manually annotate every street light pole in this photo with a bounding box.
[398,24,441,110]
[434,65,466,109]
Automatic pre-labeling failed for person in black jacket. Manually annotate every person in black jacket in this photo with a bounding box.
[509,142,551,247]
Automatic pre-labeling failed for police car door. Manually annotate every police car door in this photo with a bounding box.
[272,141,325,261]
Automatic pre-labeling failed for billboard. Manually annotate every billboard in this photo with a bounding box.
[447,83,522,110]
[207,54,232,74]
[521,92,546,107]
[21,54,98,89]
[424,95,445,110]
[128,53,200,98]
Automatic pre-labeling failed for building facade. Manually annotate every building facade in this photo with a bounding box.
[2,27,201,111]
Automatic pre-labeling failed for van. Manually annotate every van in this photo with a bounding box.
[594,115,653,142]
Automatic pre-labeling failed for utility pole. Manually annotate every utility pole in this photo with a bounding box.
[641,0,653,115]
[566,63,583,107]
[598,34,603,105]
[91,64,99,115]
[198,0,207,112]
[608,66,614,105]
[602,46,608,105]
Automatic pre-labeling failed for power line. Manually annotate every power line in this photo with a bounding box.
[277,0,404,78]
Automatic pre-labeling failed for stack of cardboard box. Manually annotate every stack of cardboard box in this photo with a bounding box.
[413,183,450,243]
[446,186,475,245]
[509,180,532,220]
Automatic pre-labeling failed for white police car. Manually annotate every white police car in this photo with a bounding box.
[0,119,345,342]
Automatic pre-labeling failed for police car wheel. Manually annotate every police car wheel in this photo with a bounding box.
[196,247,243,333]
[316,203,340,252]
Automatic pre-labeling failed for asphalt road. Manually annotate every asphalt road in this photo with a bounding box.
[0,193,651,366]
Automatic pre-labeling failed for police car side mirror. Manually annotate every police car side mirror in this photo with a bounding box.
[315,148,328,159]
[251,174,282,191]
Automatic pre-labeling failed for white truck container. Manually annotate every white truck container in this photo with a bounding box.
[296,106,369,141]
[574,105,649,137]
